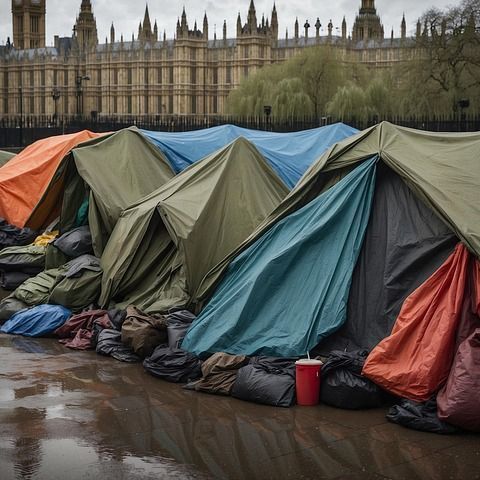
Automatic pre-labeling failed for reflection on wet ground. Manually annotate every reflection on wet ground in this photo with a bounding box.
[0,334,479,480]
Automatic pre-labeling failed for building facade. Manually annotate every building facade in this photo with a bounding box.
[0,0,415,118]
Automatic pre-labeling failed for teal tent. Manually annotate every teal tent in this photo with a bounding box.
[182,157,377,357]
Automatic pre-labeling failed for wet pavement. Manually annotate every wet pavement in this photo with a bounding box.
[0,334,479,480]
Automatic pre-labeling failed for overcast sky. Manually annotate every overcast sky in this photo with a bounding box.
[0,0,456,46]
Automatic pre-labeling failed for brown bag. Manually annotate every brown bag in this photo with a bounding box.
[189,352,249,395]
[121,305,168,358]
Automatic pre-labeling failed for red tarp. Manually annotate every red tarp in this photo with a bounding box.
[437,259,480,431]
[437,328,480,431]
[362,243,471,402]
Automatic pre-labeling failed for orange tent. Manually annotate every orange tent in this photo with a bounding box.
[362,243,471,402]
[0,130,104,228]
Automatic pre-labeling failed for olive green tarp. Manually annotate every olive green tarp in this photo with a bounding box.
[29,127,175,255]
[0,150,15,167]
[99,137,289,313]
[196,121,480,308]
[14,256,103,311]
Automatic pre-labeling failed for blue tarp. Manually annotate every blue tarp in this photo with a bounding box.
[142,123,358,188]
[182,157,377,358]
[0,304,71,337]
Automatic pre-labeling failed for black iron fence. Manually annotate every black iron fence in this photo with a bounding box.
[1,114,480,148]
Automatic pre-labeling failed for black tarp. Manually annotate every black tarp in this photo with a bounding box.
[0,218,37,250]
[387,398,459,434]
[167,310,196,350]
[96,329,141,363]
[318,164,458,353]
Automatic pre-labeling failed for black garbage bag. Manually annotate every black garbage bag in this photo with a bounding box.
[54,226,92,258]
[387,398,459,434]
[232,357,297,407]
[0,218,37,250]
[95,329,141,363]
[166,310,196,349]
[107,308,127,331]
[0,271,32,290]
[0,295,28,323]
[143,346,203,383]
[320,350,385,409]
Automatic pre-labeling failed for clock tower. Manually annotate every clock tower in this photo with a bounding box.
[12,0,46,50]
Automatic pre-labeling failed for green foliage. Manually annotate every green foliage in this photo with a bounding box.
[396,0,480,115]
[227,0,480,120]
[226,47,342,119]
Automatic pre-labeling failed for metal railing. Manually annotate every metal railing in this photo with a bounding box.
[1,113,479,148]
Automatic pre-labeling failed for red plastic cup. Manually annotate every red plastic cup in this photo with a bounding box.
[295,359,323,406]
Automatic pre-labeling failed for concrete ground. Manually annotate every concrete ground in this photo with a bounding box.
[0,334,479,480]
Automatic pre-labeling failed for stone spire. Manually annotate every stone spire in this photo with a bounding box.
[110,22,115,44]
[138,4,154,42]
[416,18,422,38]
[247,0,257,32]
[143,4,152,34]
[271,3,278,39]
[401,13,406,39]
[204,13,209,40]
[342,16,347,40]
[294,17,299,41]
[237,13,242,36]
[181,7,188,32]
[154,20,158,41]
[223,20,227,42]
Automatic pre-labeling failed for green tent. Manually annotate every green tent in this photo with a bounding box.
[99,137,289,313]
[195,121,480,307]
[28,127,175,255]
[0,150,15,167]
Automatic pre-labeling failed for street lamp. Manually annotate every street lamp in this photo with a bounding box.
[263,105,272,130]
[458,99,470,131]
[18,86,23,146]
[51,87,61,126]
[75,74,90,118]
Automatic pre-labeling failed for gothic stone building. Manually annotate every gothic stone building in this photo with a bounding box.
[0,0,414,118]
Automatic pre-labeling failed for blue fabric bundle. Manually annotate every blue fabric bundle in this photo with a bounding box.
[0,304,71,337]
